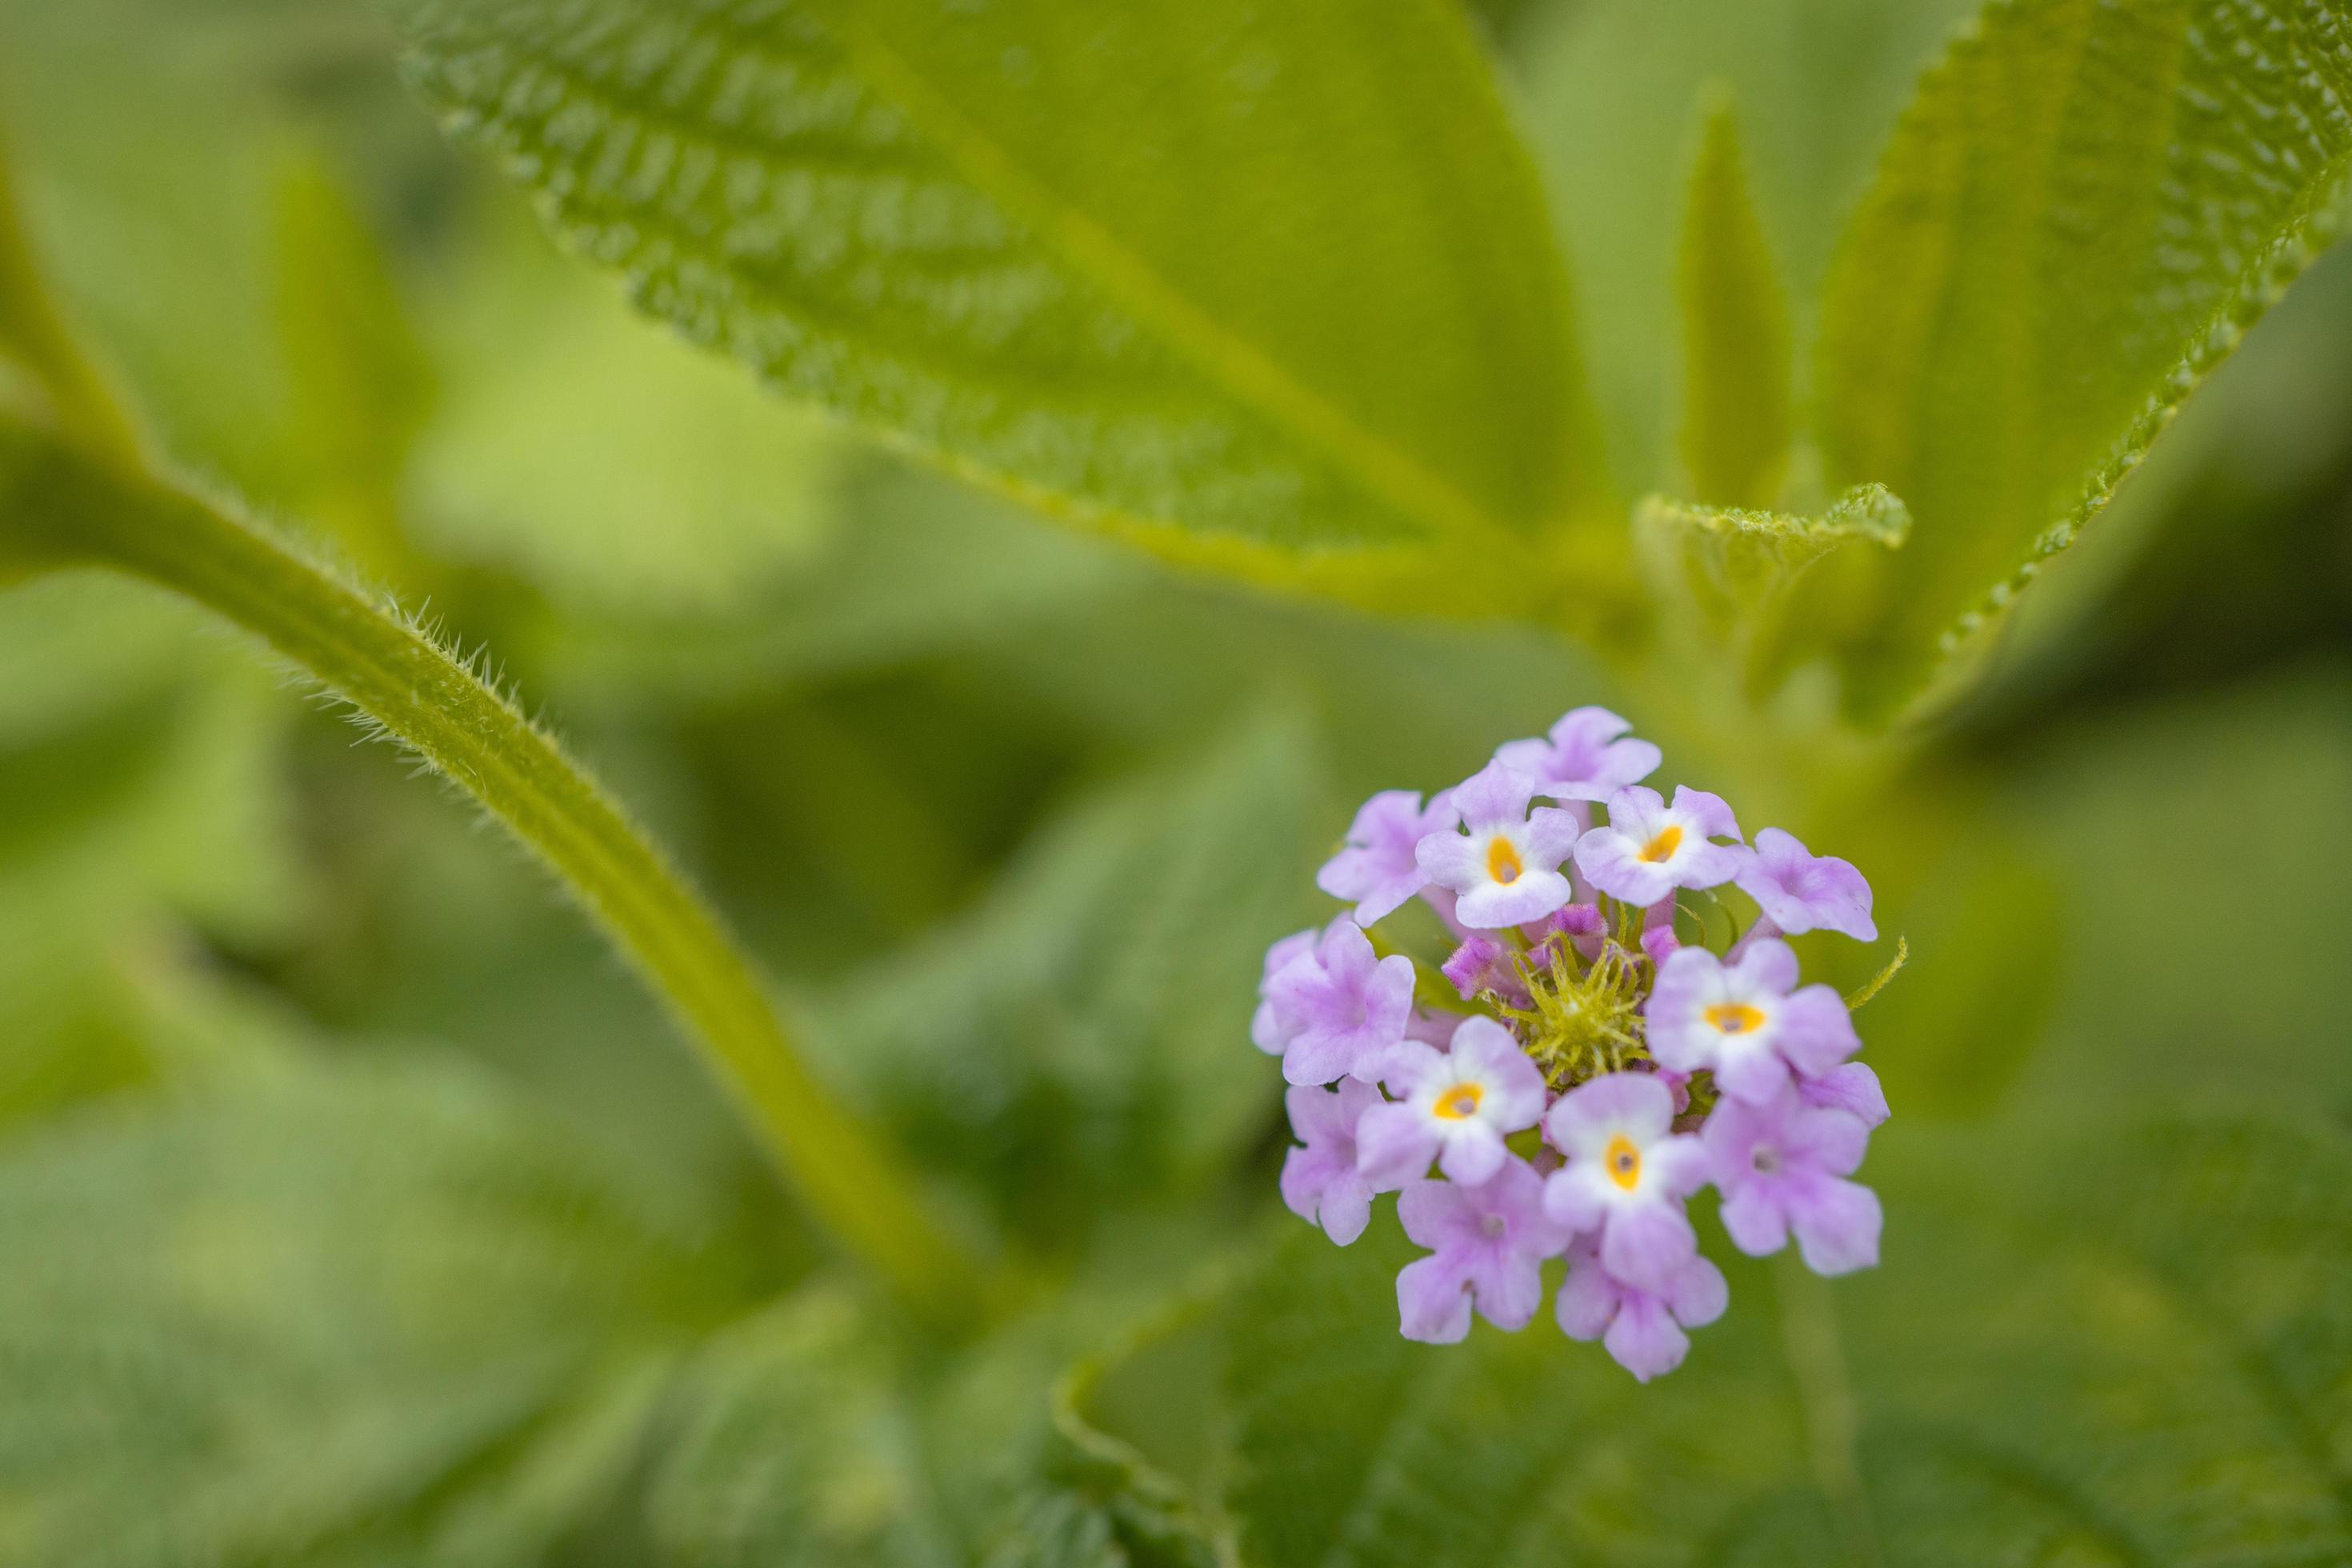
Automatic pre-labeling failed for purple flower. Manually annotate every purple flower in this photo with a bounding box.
[1735,827,1877,942]
[1645,941,1859,1105]
[1705,1091,1882,1276]
[1414,762,1581,929]
[1798,1061,1890,1129]
[1494,706,1662,803]
[1265,918,1416,1087]
[1556,1236,1728,1382]
[1440,934,1525,1003]
[1395,1158,1571,1342]
[1574,786,1745,906]
[1250,928,1318,1055]
[1317,789,1455,926]
[1280,1080,1387,1246]
[1358,1015,1547,1187]
[1541,1073,1708,1292]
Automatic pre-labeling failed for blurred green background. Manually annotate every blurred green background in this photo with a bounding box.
[2,0,2350,1562]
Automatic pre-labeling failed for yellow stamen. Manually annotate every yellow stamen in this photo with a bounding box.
[1433,1082,1484,1121]
[1486,836,1523,884]
[1705,1002,1766,1035]
[1605,1134,1642,1191]
[1637,825,1683,863]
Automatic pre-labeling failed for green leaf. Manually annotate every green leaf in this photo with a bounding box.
[811,718,1322,1237]
[392,0,1595,560]
[647,1294,954,1568]
[1087,1108,2352,1563]
[1678,96,1794,507]
[1518,0,1980,491]
[410,195,848,615]
[1816,0,2352,722]
[1635,482,1909,686]
[0,1050,757,1565]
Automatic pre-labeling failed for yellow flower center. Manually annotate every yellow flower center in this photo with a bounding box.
[1705,1002,1766,1035]
[1605,1134,1642,1191]
[1486,836,1523,884]
[1637,825,1684,863]
[1433,1082,1484,1121]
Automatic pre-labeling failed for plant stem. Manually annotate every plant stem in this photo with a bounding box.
[0,429,981,1326]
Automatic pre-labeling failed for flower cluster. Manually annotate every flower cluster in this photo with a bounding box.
[1258,707,1891,1381]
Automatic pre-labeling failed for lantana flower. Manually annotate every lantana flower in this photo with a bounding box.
[1646,941,1860,1105]
[1364,1020,1542,1189]
[1541,1073,1708,1291]
[1798,1061,1890,1129]
[1358,1015,1548,1186]
[1414,762,1581,929]
[1574,785,1744,906]
[1250,926,1317,1055]
[1316,788,1454,925]
[1735,827,1877,941]
[1556,1236,1728,1382]
[1280,1080,1387,1246]
[1493,706,1662,803]
[1704,1090,1883,1275]
[1395,1158,1570,1342]
[1264,918,1415,1086]
[1250,704,1898,1378]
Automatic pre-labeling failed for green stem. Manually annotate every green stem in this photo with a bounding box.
[0,430,982,1326]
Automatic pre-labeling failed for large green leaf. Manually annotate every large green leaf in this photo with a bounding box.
[393,0,1594,563]
[0,1050,758,1566]
[1816,0,2352,721]
[1075,1108,2352,1563]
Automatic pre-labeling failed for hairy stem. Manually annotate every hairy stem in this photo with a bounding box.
[0,426,981,1326]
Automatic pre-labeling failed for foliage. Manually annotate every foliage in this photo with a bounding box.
[394,0,1594,561]
[1068,1106,2352,1565]
[1676,98,1794,510]
[0,0,2350,1562]
[1816,0,2352,719]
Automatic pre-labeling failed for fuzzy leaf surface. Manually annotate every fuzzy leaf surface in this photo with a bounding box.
[394,0,1591,557]
[1816,0,2352,720]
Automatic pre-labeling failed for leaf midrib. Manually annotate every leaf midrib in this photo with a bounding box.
[814,4,1526,552]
